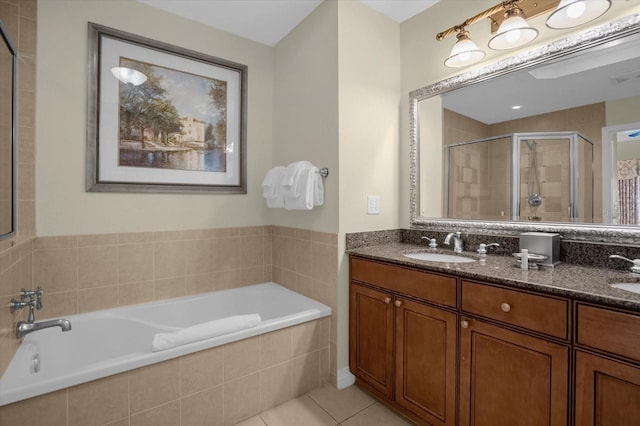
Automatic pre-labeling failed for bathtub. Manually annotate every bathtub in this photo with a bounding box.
[0,282,331,406]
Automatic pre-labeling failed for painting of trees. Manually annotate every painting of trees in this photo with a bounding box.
[208,79,227,148]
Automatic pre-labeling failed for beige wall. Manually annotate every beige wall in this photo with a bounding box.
[337,0,401,375]
[36,0,274,236]
[606,96,640,127]
[271,0,339,234]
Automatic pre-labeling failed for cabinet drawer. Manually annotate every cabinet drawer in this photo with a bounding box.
[576,304,640,363]
[350,257,457,308]
[461,280,569,339]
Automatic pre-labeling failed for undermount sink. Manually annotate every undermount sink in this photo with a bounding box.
[403,252,476,263]
[610,282,640,295]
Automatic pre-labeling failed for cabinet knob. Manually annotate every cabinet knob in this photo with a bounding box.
[395,300,402,307]
[461,320,469,329]
[384,297,391,304]
[501,303,511,313]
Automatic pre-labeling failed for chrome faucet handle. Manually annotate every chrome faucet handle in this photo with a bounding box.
[421,236,438,249]
[9,299,27,313]
[35,287,43,310]
[477,243,500,255]
[609,255,640,274]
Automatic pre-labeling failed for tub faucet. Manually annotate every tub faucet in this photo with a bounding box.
[444,232,464,253]
[16,318,72,338]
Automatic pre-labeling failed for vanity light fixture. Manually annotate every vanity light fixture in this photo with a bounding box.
[546,0,612,29]
[110,67,147,86]
[437,0,612,68]
[488,5,539,50]
[444,29,486,68]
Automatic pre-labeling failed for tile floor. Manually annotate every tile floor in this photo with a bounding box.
[234,383,412,426]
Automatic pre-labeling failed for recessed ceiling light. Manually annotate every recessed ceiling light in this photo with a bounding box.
[511,105,522,110]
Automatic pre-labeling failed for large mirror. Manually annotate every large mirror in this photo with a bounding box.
[410,13,640,242]
[0,19,16,241]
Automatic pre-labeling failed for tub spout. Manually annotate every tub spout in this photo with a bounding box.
[16,318,72,338]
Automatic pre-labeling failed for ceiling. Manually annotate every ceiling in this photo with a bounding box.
[136,0,440,46]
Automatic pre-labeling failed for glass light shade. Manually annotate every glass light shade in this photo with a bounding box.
[444,32,486,68]
[488,10,539,50]
[110,67,147,86]
[546,0,611,29]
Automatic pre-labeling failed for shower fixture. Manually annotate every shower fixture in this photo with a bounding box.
[526,140,543,208]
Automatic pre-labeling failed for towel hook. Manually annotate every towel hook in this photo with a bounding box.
[319,168,329,178]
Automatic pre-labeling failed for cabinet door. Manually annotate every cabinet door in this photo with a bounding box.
[395,297,457,426]
[575,350,640,426]
[349,282,394,398]
[459,317,569,426]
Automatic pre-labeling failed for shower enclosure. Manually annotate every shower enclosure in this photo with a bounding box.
[445,132,594,222]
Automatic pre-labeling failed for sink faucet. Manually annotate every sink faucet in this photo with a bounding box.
[444,232,464,253]
[609,255,640,274]
[16,318,72,338]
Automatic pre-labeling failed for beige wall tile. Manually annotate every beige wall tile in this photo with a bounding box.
[239,235,264,268]
[213,269,240,290]
[239,266,266,286]
[294,239,311,276]
[130,401,180,426]
[292,351,320,397]
[78,245,117,288]
[224,336,260,382]
[118,232,153,244]
[129,359,180,414]
[214,237,240,271]
[118,243,153,284]
[260,361,292,411]
[183,228,215,240]
[185,273,215,295]
[0,390,67,426]
[34,248,77,292]
[281,238,296,272]
[180,386,224,426]
[320,347,330,385]
[118,281,154,306]
[154,240,185,279]
[260,327,291,369]
[292,320,320,357]
[223,372,260,426]
[311,242,336,285]
[78,286,118,314]
[18,15,35,55]
[154,276,186,300]
[38,289,77,318]
[154,230,184,242]
[77,234,118,247]
[180,346,223,396]
[185,238,214,275]
[33,236,76,250]
[68,373,128,426]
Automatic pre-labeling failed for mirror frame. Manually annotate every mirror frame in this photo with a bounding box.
[410,13,640,244]
[0,19,16,241]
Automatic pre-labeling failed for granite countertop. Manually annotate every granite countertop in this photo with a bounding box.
[348,243,640,312]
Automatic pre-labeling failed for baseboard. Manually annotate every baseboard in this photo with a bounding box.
[336,367,356,390]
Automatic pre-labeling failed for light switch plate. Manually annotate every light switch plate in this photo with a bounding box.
[367,196,380,215]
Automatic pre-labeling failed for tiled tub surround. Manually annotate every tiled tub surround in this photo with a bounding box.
[0,226,338,423]
[0,282,331,406]
[0,316,331,426]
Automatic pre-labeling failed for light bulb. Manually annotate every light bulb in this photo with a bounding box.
[566,1,586,19]
[505,29,521,44]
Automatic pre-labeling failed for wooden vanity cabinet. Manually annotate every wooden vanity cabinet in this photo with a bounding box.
[459,280,571,426]
[574,303,640,426]
[350,257,457,426]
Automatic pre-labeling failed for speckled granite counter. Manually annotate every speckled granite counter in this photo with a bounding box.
[348,243,640,312]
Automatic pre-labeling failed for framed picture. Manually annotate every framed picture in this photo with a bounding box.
[86,23,247,193]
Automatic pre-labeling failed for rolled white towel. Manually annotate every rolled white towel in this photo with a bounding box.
[262,166,285,199]
[152,314,262,352]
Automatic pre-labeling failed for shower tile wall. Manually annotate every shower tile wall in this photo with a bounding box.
[0,316,331,426]
[444,103,605,221]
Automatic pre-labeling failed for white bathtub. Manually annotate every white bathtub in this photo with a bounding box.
[0,283,331,406]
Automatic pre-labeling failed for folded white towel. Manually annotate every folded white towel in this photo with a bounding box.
[285,166,316,210]
[151,314,262,352]
[281,161,314,190]
[262,166,285,208]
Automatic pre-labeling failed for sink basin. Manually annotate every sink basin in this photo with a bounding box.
[403,252,476,263]
[610,282,640,295]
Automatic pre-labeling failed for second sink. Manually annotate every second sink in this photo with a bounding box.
[403,252,476,263]
[610,282,640,295]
